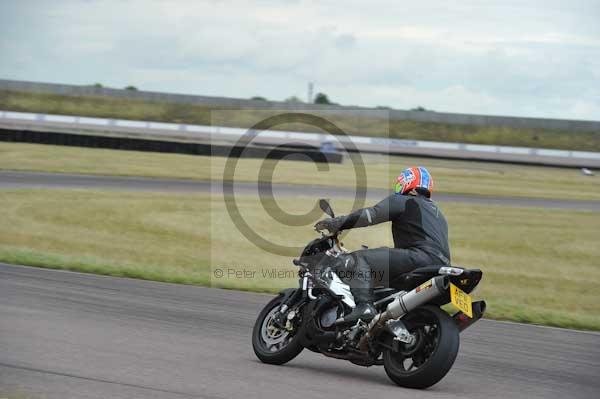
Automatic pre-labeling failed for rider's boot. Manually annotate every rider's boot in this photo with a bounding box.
[343,302,376,324]
[337,287,376,324]
[332,253,377,324]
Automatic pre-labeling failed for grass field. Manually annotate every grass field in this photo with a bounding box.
[0,390,35,399]
[1,142,600,201]
[2,89,599,151]
[0,188,598,330]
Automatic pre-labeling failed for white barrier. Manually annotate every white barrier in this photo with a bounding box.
[1,110,600,161]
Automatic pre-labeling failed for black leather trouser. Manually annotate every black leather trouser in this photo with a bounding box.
[334,247,442,303]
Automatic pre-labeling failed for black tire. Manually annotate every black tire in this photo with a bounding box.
[383,305,459,389]
[252,295,304,365]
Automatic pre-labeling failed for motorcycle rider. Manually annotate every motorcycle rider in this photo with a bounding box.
[314,167,451,324]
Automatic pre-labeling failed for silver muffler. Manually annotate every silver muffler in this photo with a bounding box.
[358,276,449,350]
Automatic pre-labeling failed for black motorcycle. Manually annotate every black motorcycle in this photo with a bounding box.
[252,200,485,389]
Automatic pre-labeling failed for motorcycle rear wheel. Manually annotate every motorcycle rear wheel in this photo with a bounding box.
[252,294,304,365]
[383,305,459,389]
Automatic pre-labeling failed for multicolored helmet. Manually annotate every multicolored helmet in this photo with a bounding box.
[394,167,434,197]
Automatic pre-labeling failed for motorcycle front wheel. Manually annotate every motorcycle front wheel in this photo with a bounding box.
[252,294,304,365]
[383,305,459,389]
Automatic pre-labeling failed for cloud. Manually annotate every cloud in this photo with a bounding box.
[0,0,598,120]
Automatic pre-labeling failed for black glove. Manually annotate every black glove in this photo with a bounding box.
[314,217,345,233]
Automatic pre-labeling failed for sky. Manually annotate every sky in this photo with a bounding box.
[1,0,599,120]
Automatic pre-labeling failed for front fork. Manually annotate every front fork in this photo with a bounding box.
[273,270,318,328]
[272,286,304,329]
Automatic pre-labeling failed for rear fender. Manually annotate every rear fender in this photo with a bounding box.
[453,300,486,332]
[449,269,483,294]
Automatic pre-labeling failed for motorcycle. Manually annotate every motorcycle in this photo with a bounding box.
[252,199,485,389]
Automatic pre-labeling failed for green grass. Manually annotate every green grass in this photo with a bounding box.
[0,189,598,330]
[0,390,39,399]
[2,142,600,201]
[2,89,599,151]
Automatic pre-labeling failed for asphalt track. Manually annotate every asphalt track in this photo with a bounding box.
[1,171,599,211]
[1,263,599,399]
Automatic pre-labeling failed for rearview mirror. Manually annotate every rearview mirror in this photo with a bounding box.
[319,199,335,218]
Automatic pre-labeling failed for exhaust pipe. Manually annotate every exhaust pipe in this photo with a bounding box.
[358,276,448,351]
[453,300,486,332]
[384,276,449,319]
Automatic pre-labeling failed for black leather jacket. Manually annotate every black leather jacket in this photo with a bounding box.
[338,193,451,262]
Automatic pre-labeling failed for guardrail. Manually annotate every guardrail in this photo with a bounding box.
[1,110,599,166]
[2,78,600,132]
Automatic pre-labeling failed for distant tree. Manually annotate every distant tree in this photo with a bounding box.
[411,106,428,112]
[375,105,392,110]
[250,96,267,101]
[92,83,103,88]
[314,92,332,104]
[125,85,138,91]
[284,96,304,103]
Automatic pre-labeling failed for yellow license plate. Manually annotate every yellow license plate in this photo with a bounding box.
[450,283,473,318]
